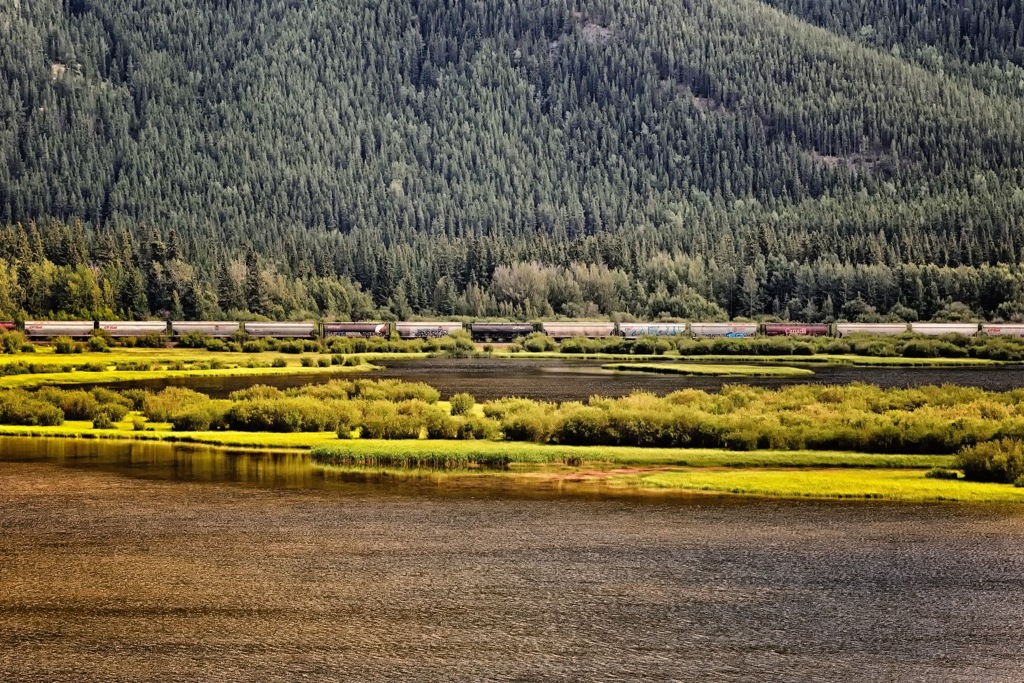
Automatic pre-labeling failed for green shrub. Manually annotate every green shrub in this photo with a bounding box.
[925,467,960,480]
[358,400,431,439]
[89,387,133,408]
[53,337,81,354]
[121,389,150,411]
[99,403,129,422]
[0,331,27,354]
[229,385,285,401]
[300,356,315,367]
[113,361,151,371]
[204,338,228,352]
[177,332,210,348]
[449,392,475,416]
[522,332,557,353]
[134,332,168,348]
[225,396,338,432]
[59,390,101,420]
[0,389,65,426]
[92,413,114,429]
[171,402,229,431]
[132,417,146,431]
[317,357,331,367]
[955,439,1024,484]
[143,387,211,422]
[86,335,110,352]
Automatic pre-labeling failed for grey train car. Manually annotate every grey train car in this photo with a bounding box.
[394,322,464,339]
[98,321,169,338]
[243,322,317,338]
[908,323,980,336]
[835,323,909,337]
[689,322,757,338]
[540,322,617,339]
[323,322,388,338]
[618,323,688,338]
[24,321,96,338]
[171,321,240,338]
[763,323,830,337]
[981,324,1024,337]
[470,322,536,341]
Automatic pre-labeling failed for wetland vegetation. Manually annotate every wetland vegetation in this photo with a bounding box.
[4,361,1024,501]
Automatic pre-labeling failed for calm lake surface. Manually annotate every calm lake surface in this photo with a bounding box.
[65,357,1024,401]
[1,437,1024,681]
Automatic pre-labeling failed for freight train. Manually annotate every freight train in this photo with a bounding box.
[3,320,1023,341]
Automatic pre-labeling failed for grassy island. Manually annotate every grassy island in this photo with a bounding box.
[3,372,1024,503]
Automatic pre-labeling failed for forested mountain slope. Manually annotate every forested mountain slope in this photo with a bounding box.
[2,0,1024,321]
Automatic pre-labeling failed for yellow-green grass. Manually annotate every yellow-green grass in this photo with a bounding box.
[0,347,408,388]
[675,354,1003,367]
[619,468,1024,502]
[602,362,814,377]
[0,363,377,389]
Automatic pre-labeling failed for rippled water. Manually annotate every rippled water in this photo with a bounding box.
[1,438,1024,681]
[59,357,1024,401]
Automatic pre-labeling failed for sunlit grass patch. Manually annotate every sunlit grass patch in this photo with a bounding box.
[622,468,1024,502]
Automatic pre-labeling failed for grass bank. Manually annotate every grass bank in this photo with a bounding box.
[0,347,401,388]
[602,363,814,377]
[494,351,1004,366]
[618,468,1024,503]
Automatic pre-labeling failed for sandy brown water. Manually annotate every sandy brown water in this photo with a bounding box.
[2,452,1024,681]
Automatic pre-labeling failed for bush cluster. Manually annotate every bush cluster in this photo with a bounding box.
[955,439,1024,484]
[479,384,1024,455]
[0,389,64,426]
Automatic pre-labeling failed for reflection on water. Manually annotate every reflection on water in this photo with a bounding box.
[0,436,630,501]
[57,357,1024,401]
[1,440,1023,681]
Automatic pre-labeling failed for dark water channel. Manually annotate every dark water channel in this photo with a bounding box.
[1,436,1024,681]
[60,357,1024,401]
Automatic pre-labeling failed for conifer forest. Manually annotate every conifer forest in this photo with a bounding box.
[2,0,1024,322]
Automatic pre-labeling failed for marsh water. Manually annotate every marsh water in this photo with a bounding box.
[63,357,1024,400]
[1,436,1024,681]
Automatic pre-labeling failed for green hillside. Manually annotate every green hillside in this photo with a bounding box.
[2,0,1023,321]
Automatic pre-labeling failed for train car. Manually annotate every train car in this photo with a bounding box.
[0,321,15,332]
[909,323,980,336]
[618,323,688,338]
[170,321,240,338]
[763,323,830,337]
[98,321,169,338]
[540,322,616,339]
[394,322,464,339]
[836,323,909,337]
[981,324,1024,337]
[243,322,317,338]
[689,322,758,338]
[470,323,536,341]
[24,321,96,338]
[323,322,388,338]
